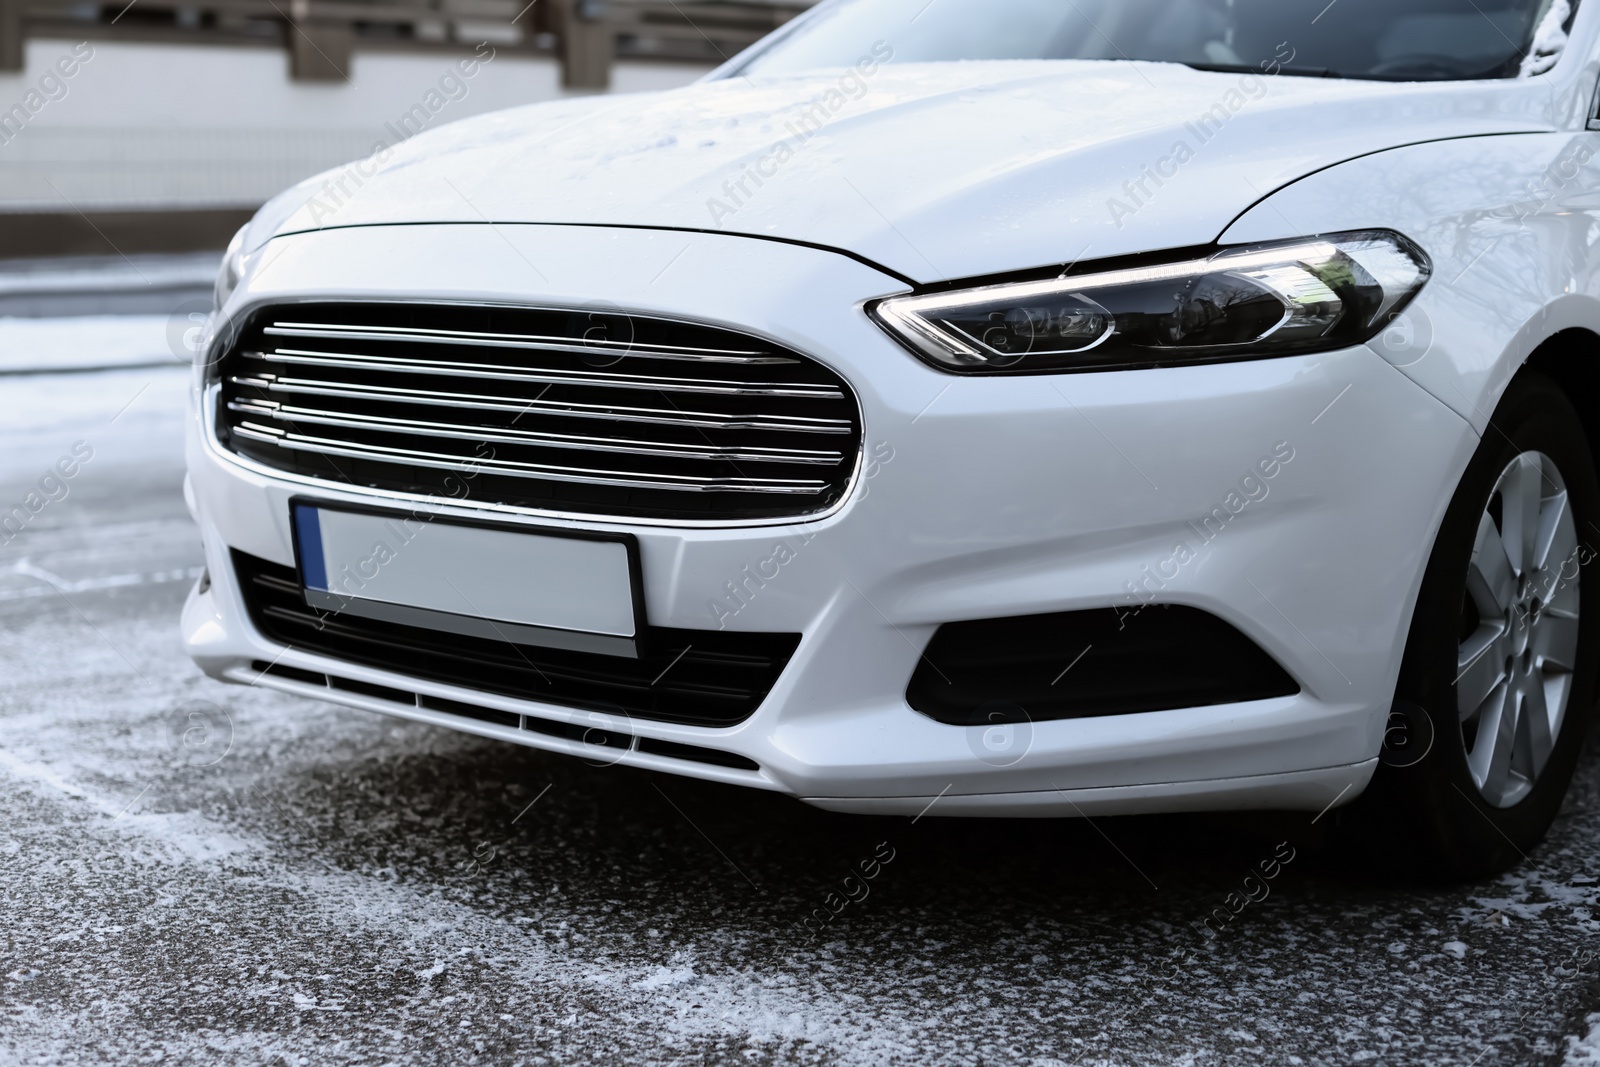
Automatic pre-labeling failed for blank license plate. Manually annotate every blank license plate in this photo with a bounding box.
[292,502,639,658]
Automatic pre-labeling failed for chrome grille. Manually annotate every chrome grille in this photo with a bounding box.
[213,303,862,521]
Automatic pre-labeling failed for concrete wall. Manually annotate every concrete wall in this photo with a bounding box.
[0,38,712,211]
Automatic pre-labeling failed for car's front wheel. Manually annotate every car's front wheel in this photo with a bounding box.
[1375,371,1599,878]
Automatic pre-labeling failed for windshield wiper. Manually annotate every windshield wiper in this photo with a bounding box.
[1182,61,1336,78]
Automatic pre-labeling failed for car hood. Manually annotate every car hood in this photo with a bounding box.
[256,60,1557,284]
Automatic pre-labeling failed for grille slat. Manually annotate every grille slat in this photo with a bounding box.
[226,399,847,465]
[245,349,845,399]
[216,302,863,521]
[230,421,833,494]
[228,375,854,433]
[264,321,801,364]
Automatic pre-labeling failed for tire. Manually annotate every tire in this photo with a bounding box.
[1370,370,1600,879]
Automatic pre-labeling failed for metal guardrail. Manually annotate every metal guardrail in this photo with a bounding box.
[0,126,380,210]
[0,0,810,85]
[0,253,215,317]
[573,0,805,84]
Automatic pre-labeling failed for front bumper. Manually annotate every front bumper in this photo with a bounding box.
[183,223,1477,816]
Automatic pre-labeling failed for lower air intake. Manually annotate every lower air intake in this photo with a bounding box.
[907,605,1299,725]
[233,550,798,728]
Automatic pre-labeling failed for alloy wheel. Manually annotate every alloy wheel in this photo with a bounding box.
[1456,451,1582,808]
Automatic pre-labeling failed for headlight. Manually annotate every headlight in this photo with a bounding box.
[213,225,252,312]
[870,230,1431,374]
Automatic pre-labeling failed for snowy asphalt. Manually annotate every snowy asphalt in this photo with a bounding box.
[3,353,1600,1065]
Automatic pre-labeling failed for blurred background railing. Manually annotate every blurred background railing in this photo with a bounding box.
[0,0,808,83]
[0,0,813,256]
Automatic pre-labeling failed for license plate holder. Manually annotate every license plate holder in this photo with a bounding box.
[290,499,644,659]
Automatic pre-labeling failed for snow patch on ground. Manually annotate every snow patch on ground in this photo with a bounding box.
[631,951,701,990]
[1568,1014,1600,1064]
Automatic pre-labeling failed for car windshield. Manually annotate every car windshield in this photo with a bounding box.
[731,0,1580,82]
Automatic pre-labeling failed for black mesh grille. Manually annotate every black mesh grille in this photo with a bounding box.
[213,302,861,521]
[233,550,799,728]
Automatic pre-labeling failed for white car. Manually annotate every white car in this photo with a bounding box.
[185,0,1600,875]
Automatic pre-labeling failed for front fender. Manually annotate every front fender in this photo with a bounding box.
[1220,131,1600,433]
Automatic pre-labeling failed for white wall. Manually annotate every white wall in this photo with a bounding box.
[0,38,711,211]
